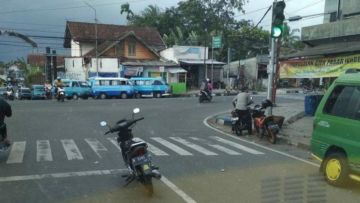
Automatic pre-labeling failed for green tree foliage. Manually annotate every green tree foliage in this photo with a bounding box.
[280,23,304,55]
[121,0,269,61]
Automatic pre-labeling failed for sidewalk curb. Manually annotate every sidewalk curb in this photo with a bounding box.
[172,91,259,98]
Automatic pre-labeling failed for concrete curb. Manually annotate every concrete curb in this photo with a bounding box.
[172,91,259,98]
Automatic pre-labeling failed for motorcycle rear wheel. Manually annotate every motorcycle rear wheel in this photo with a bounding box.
[143,176,154,197]
[266,128,277,144]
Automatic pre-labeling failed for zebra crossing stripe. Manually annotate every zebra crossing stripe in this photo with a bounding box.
[207,144,241,155]
[190,137,241,155]
[61,139,84,160]
[85,138,108,158]
[170,137,218,155]
[36,140,53,162]
[211,136,264,155]
[6,141,26,164]
[151,137,193,156]
[136,138,169,156]
[107,137,121,150]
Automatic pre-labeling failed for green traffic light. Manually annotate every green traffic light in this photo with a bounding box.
[271,26,282,38]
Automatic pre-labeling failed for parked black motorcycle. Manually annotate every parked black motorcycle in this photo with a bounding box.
[199,90,212,103]
[100,108,161,196]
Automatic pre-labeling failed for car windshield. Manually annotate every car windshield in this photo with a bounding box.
[1,0,358,202]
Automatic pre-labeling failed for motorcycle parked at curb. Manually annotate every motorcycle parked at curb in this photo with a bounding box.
[199,90,212,103]
[252,100,285,144]
[100,108,161,196]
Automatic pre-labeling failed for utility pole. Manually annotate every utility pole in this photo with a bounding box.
[227,48,230,87]
[85,2,98,77]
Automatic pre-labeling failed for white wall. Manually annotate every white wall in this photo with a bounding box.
[64,58,86,80]
[90,58,119,73]
[71,40,81,57]
[80,43,94,56]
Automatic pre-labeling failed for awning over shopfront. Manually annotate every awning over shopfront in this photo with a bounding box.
[179,59,226,65]
[280,54,360,78]
[168,68,187,73]
[281,41,360,59]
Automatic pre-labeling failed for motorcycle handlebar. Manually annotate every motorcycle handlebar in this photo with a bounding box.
[104,117,144,135]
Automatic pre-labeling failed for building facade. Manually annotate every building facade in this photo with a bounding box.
[280,0,360,85]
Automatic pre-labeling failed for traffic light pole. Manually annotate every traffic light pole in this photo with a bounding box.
[267,37,276,116]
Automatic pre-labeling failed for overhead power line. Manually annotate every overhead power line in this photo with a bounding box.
[0,0,148,15]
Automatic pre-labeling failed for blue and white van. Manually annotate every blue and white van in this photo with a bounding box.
[88,77,134,99]
[129,77,171,98]
[52,79,92,99]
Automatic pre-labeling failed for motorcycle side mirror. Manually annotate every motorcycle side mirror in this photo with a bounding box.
[133,108,140,114]
[100,121,107,127]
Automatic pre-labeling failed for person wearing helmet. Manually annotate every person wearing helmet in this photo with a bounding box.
[232,87,253,135]
[54,77,63,97]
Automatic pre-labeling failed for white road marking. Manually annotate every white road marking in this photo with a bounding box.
[151,137,193,156]
[211,136,264,155]
[190,137,241,155]
[136,138,169,156]
[161,175,197,203]
[85,138,108,158]
[208,144,241,155]
[107,137,121,150]
[0,169,197,203]
[0,169,128,182]
[203,113,320,167]
[6,141,26,164]
[61,139,84,160]
[36,140,53,162]
[170,137,218,155]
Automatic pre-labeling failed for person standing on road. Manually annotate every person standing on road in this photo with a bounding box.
[0,98,12,149]
[232,87,253,135]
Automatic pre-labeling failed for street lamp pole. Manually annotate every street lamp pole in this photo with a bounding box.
[85,2,98,77]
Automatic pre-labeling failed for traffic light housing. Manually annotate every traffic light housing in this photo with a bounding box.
[271,1,286,38]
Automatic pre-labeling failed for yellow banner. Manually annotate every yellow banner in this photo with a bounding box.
[280,54,360,78]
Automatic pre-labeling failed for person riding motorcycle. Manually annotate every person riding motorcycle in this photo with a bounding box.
[232,87,253,135]
[54,77,63,98]
[0,98,12,149]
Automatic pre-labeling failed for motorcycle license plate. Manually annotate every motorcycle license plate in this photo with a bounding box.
[132,154,150,166]
[231,117,239,121]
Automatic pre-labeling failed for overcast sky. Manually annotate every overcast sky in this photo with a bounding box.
[0,0,325,62]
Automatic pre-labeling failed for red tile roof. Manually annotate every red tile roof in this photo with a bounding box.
[64,21,166,52]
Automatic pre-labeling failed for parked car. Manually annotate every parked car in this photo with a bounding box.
[31,85,46,100]
[88,77,134,99]
[129,77,171,98]
[17,88,32,100]
[52,79,92,100]
[311,72,360,186]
